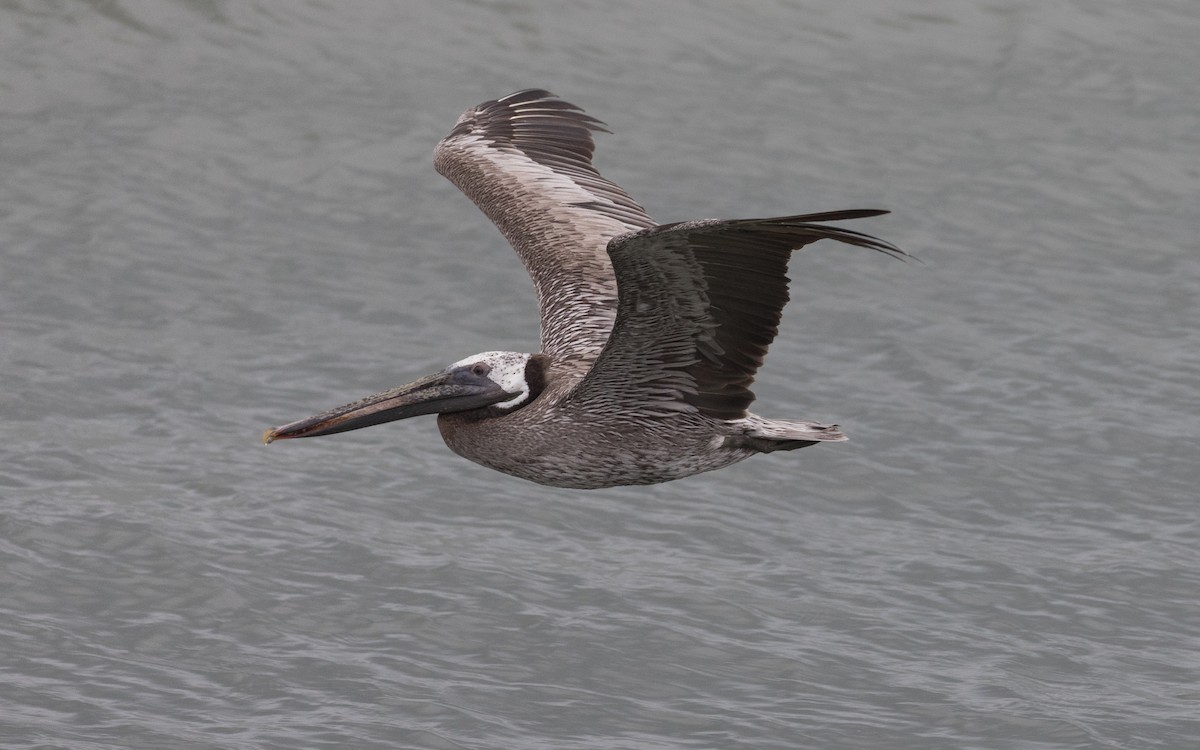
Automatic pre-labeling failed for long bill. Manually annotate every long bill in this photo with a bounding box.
[263,369,510,444]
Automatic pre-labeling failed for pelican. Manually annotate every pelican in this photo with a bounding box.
[264,89,906,488]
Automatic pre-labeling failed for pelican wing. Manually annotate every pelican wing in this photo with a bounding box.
[435,89,656,362]
[567,212,907,420]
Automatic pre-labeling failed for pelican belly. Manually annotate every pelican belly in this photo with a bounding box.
[436,411,754,489]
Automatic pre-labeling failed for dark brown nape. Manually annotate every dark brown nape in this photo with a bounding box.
[524,353,550,403]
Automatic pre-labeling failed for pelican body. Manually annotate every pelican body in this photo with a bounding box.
[265,89,905,489]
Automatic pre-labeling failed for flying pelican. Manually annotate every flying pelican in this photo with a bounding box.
[264,89,906,488]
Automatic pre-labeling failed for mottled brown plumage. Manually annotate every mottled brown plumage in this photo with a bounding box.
[264,89,906,488]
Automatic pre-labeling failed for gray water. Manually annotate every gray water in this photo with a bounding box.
[2,1,1197,748]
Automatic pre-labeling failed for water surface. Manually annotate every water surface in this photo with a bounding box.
[2,1,1197,748]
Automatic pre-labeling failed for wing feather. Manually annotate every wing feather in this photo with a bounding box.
[567,212,907,420]
[434,90,656,362]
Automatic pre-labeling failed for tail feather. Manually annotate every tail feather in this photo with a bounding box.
[728,416,847,453]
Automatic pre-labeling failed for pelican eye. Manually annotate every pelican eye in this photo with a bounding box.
[471,363,491,377]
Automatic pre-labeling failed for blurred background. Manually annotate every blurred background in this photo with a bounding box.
[2,1,1196,748]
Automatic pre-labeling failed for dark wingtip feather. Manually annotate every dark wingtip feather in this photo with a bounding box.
[494,88,612,132]
[766,212,914,262]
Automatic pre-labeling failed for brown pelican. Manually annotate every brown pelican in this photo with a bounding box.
[264,89,906,488]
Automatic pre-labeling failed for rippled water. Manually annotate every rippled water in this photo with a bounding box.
[3,1,1198,748]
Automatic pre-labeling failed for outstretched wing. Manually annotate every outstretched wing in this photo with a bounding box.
[434,89,657,363]
[566,211,907,420]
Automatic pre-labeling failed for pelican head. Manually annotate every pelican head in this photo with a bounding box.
[264,351,544,443]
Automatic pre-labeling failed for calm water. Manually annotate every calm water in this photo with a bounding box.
[2,1,1197,748]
